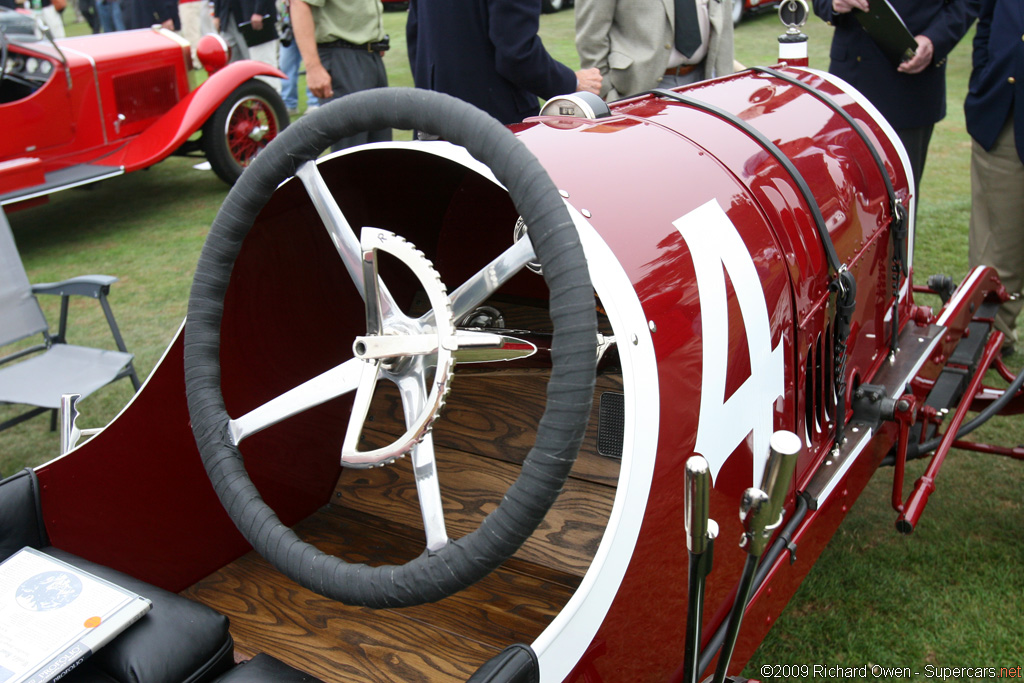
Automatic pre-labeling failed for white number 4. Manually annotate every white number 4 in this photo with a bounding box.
[674,200,785,487]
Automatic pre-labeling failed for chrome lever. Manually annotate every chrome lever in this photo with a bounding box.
[683,455,718,683]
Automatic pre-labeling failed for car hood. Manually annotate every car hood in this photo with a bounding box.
[50,28,190,70]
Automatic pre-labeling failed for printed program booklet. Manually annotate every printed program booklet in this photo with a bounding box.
[0,548,152,683]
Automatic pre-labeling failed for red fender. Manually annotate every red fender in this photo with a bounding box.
[102,60,286,172]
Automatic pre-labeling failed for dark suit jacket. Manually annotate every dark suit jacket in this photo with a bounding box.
[214,0,278,40]
[965,0,1024,162]
[407,0,577,125]
[125,0,179,29]
[812,0,973,130]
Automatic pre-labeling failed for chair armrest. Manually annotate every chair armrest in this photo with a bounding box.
[27,274,140,391]
[32,275,119,299]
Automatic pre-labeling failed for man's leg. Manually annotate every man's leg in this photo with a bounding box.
[97,1,113,32]
[110,0,124,30]
[248,39,282,93]
[39,5,66,38]
[221,14,250,61]
[179,0,204,68]
[280,40,300,111]
[318,47,391,151]
[969,118,1024,351]
[894,125,934,199]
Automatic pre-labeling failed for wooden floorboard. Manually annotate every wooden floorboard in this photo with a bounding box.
[184,553,498,682]
[182,505,579,681]
[321,505,584,591]
[299,507,578,647]
[360,370,623,487]
[335,446,614,578]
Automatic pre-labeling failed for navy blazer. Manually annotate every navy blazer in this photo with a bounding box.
[125,0,180,29]
[812,0,973,130]
[407,0,577,125]
[965,0,1024,162]
[214,0,278,31]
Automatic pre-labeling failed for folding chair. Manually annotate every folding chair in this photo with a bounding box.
[0,209,140,432]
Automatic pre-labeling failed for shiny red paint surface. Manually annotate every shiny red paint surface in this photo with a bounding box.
[0,157,44,195]
[105,60,286,172]
[64,30,193,144]
[36,332,247,591]
[512,68,913,679]
[0,43,78,161]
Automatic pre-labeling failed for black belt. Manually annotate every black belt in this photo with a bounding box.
[318,35,390,52]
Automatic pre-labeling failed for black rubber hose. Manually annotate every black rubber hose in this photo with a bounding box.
[184,88,597,608]
[911,363,1024,457]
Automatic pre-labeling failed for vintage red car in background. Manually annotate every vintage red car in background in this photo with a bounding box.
[733,0,781,25]
[0,21,288,211]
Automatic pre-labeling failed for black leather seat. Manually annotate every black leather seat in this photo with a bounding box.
[54,547,235,683]
[212,654,324,683]
[0,469,234,683]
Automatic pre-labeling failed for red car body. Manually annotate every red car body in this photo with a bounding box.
[734,0,781,24]
[0,25,288,211]
[11,63,1022,683]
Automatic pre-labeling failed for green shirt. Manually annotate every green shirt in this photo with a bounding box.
[302,0,384,45]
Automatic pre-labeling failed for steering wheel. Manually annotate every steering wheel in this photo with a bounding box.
[185,88,598,608]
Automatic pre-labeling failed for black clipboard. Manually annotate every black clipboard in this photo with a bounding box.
[237,16,277,47]
[854,0,917,67]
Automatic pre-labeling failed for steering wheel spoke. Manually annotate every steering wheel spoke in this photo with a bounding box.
[396,374,449,552]
[431,237,538,326]
[409,435,448,552]
[340,356,386,466]
[228,358,364,444]
[295,160,400,321]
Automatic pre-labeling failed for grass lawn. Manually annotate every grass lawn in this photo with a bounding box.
[3,7,1021,680]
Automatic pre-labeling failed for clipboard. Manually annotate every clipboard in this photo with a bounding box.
[237,16,277,47]
[853,0,917,67]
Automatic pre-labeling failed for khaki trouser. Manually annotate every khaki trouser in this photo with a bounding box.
[969,118,1024,348]
[34,5,65,38]
[179,0,213,69]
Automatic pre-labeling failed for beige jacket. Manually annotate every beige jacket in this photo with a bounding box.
[576,0,735,101]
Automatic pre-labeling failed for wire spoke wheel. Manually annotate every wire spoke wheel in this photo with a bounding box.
[226,94,278,166]
[203,79,289,185]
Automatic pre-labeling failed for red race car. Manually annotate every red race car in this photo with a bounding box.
[1,16,1020,683]
[0,20,288,211]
